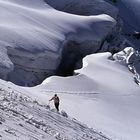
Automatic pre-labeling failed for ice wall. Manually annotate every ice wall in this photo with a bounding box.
[0,0,116,86]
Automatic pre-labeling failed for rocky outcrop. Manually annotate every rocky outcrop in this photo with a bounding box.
[113,47,140,85]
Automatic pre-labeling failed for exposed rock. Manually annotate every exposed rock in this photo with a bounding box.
[113,47,140,85]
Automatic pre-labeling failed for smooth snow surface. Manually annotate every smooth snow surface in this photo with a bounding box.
[0,0,115,86]
[42,52,139,94]
[36,52,140,140]
[0,0,115,53]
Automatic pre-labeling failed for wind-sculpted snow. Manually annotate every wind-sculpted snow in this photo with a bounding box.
[0,50,140,140]
[42,52,140,94]
[0,0,116,86]
[45,0,118,19]
[0,82,111,140]
[0,1,140,140]
[41,52,140,140]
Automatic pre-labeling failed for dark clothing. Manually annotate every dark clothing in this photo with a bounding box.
[55,102,59,111]
[49,95,60,111]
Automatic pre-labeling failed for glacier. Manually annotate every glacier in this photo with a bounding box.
[0,0,140,140]
[0,0,116,86]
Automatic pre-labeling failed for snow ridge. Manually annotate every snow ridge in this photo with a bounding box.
[0,0,116,86]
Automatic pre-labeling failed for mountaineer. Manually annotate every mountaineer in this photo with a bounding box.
[49,94,60,111]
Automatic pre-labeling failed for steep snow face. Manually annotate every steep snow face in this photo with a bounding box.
[45,0,118,19]
[0,0,116,86]
[37,52,140,140]
[0,80,111,140]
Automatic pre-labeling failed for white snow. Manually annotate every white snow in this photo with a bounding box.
[1,48,140,140]
[0,0,115,53]
[0,0,116,86]
[28,52,140,140]
[0,79,111,140]
[0,0,140,140]
[113,47,140,85]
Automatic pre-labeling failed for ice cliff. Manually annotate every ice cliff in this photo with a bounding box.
[0,0,116,86]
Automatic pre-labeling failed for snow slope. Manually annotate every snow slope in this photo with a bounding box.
[1,51,140,140]
[0,80,111,140]
[0,0,140,140]
[25,52,140,140]
[0,0,116,86]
